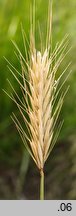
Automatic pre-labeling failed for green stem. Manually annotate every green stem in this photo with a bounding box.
[40,169,44,200]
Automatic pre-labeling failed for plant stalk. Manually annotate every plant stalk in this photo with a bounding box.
[40,169,44,200]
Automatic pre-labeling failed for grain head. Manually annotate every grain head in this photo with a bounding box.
[4,3,71,172]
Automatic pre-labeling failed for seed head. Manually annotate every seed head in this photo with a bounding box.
[4,4,71,171]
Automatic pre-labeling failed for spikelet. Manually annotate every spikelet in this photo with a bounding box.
[4,3,71,172]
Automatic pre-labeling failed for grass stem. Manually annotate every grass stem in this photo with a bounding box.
[40,169,44,200]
